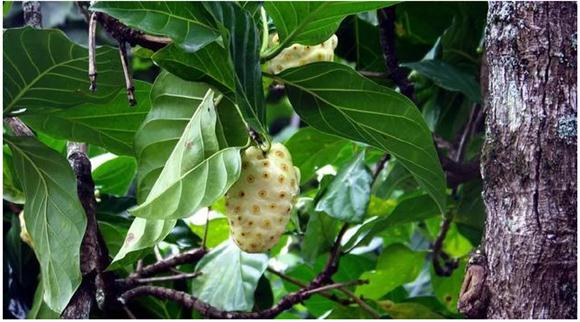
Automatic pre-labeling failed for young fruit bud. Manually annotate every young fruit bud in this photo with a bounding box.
[266,34,338,75]
[19,211,34,249]
[225,143,300,253]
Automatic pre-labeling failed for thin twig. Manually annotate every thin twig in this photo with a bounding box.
[122,304,137,319]
[302,280,366,297]
[132,248,207,279]
[118,40,136,106]
[338,286,381,319]
[132,272,202,284]
[266,267,354,306]
[88,12,98,92]
[432,216,459,276]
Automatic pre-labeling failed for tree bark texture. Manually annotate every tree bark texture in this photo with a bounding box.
[482,2,576,319]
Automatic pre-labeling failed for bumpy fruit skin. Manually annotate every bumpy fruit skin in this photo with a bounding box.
[225,143,300,253]
[19,211,34,249]
[266,34,338,75]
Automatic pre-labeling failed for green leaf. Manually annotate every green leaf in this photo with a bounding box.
[190,239,268,311]
[98,220,130,257]
[20,81,151,156]
[90,1,220,52]
[402,60,481,102]
[5,136,86,313]
[264,2,396,47]
[92,155,137,196]
[135,72,243,203]
[279,62,447,214]
[129,90,242,220]
[356,244,425,299]
[315,152,372,223]
[204,2,266,131]
[3,27,123,114]
[188,211,231,248]
[285,127,353,184]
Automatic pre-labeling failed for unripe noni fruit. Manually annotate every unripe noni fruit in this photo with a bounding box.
[266,34,338,75]
[225,143,300,253]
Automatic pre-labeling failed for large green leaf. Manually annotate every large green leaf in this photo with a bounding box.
[5,136,86,313]
[356,244,425,299]
[278,62,446,214]
[285,127,353,184]
[20,81,151,156]
[90,1,220,52]
[402,60,481,103]
[378,300,444,319]
[431,259,467,313]
[315,152,372,223]
[203,2,266,131]
[136,72,245,203]
[130,90,242,220]
[264,2,395,47]
[27,280,60,319]
[3,27,123,114]
[190,239,268,311]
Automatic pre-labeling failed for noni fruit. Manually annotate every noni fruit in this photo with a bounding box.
[225,143,300,253]
[266,34,338,75]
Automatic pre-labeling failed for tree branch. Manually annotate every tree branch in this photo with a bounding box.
[377,7,415,102]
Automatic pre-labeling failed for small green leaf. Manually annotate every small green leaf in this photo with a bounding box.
[279,62,447,214]
[344,193,440,250]
[302,211,338,264]
[129,90,241,220]
[90,1,220,52]
[402,60,481,102]
[356,244,425,299]
[190,239,268,311]
[3,27,123,114]
[92,155,137,196]
[315,152,372,223]
[285,127,353,184]
[264,2,396,47]
[5,136,86,313]
[20,81,152,156]
[151,43,235,94]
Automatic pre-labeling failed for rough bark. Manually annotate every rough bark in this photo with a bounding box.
[482,2,577,318]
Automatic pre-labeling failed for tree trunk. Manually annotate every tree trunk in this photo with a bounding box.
[482,2,577,318]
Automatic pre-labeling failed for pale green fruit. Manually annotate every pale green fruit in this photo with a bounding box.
[225,143,300,253]
[266,34,338,75]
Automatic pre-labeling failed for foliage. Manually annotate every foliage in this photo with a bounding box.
[3,1,487,319]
